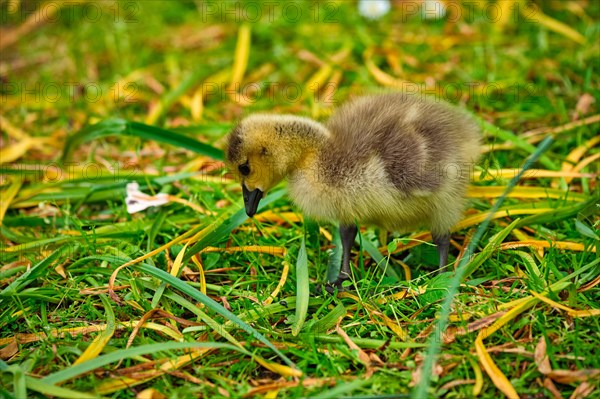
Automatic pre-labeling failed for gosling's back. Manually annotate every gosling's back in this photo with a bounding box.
[322,93,480,193]
[288,93,481,233]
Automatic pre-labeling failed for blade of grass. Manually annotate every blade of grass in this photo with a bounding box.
[1,247,67,295]
[528,7,586,44]
[41,342,246,385]
[184,189,286,260]
[146,69,208,124]
[482,120,558,170]
[0,177,22,223]
[134,263,297,369]
[151,242,189,308]
[229,24,251,90]
[326,227,342,282]
[292,238,309,336]
[226,296,324,326]
[310,303,346,334]
[280,333,424,350]
[62,118,223,162]
[307,377,371,399]
[72,294,116,365]
[462,219,521,280]
[515,193,599,228]
[361,235,401,281]
[26,377,100,399]
[162,291,301,377]
[412,135,555,399]
[1,362,26,399]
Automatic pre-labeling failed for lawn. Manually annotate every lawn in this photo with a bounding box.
[1,1,599,398]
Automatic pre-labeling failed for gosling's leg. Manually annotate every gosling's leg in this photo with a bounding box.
[432,232,450,272]
[327,224,358,292]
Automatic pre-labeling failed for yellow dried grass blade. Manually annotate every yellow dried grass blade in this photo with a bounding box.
[398,259,411,281]
[167,196,213,215]
[73,295,116,365]
[339,292,408,340]
[134,321,183,341]
[0,178,22,223]
[97,375,156,394]
[0,320,181,346]
[472,168,595,181]
[378,312,408,341]
[573,153,600,181]
[453,208,554,231]
[0,114,27,139]
[468,356,484,396]
[530,290,577,312]
[561,135,600,183]
[190,89,204,121]
[567,309,600,318]
[500,240,593,252]
[263,260,290,305]
[530,291,600,317]
[0,325,105,346]
[467,186,586,201]
[380,232,432,255]
[191,255,207,295]
[481,296,539,339]
[254,356,303,378]
[0,136,33,163]
[96,348,213,394]
[497,296,534,310]
[528,7,586,44]
[170,243,189,278]
[201,245,286,256]
[319,227,333,242]
[522,114,600,139]
[110,215,226,301]
[229,24,251,91]
[303,64,332,99]
[375,289,411,304]
[474,335,519,399]
[363,48,423,92]
[254,211,303,224]
[473,297,538,397]
[473,276,575,397]
[497,0,518,27]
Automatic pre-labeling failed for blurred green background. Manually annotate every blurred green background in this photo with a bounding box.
[1,1,599,398]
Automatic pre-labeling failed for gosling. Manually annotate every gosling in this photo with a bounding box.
[226,93,481,289]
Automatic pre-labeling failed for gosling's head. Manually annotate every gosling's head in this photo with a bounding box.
[226,114,329,217]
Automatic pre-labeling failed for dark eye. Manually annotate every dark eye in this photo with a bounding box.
[238,162,250,176]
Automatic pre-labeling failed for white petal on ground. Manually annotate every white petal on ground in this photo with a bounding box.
[125,182,170,214]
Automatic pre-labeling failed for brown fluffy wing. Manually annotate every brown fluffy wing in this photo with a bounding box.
[324,93,473,193]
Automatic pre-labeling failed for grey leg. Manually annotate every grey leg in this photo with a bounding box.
[432,232,450,271]
[326,224,358,292]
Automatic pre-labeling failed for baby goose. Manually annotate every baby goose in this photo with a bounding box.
[226,93,481,289]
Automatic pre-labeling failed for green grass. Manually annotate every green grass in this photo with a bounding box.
[1,1,599,398]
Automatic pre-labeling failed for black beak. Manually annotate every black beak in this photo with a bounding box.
[242,185,263,217]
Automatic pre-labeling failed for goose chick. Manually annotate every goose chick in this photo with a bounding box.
[226,93,481,288]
